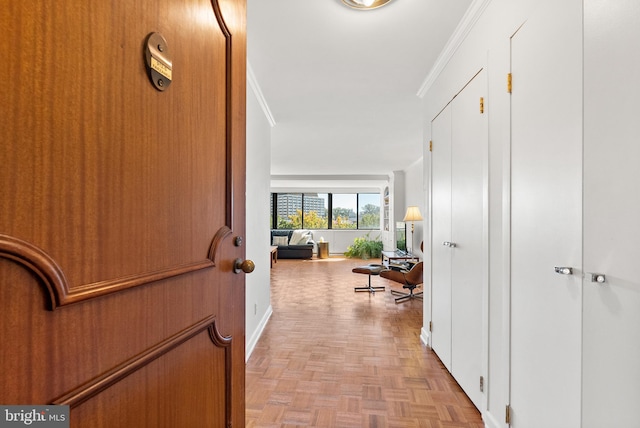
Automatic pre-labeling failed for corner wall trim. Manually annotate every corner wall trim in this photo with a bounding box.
[248,61,276,127]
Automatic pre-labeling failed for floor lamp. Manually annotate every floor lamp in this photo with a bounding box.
[403,206,423,255]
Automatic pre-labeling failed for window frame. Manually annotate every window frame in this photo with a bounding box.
[271,192,381,230]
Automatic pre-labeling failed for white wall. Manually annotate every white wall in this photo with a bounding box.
[245,68,274,361]
[309,229,381,256]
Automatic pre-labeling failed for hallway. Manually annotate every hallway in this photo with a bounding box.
[245,257,483,427]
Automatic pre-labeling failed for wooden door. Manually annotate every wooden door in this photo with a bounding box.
[509,3,582,426]
[0,0,247,426]
[583,1,640,426]
[430,105,453,371]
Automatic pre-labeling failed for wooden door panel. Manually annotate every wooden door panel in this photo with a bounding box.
[0,255,233,421]
[68,330,228,427]
[0,0,247,426]
[2,0,228,289]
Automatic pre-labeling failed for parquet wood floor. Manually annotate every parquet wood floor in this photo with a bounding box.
[246,257,484,428]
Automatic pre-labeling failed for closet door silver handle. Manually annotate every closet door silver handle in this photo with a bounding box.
[442,241,457,248]
[554,266,573,275]
[449,242,457,248]
[588,273,606,284]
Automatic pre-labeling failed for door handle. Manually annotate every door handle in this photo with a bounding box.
[234,259,255,274]
[442,241,457,248]
[587,273,606,284]
[554,266,573,275]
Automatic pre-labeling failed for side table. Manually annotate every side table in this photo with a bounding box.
[317,241,329,259]
[381,250,419,267]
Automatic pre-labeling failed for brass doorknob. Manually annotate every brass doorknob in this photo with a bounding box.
[234,258,255,274]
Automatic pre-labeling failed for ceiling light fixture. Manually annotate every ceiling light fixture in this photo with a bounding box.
[341,0,395,10]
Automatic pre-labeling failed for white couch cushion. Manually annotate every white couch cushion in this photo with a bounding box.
[289,229,311,245]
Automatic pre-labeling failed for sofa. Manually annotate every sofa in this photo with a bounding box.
[271,229,315,259]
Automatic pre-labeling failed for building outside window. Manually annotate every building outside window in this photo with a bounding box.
[303,193,328,229]
[276,193,302,229]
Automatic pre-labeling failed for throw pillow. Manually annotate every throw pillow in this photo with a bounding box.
[272,236,289,246]
[289,229,311,245]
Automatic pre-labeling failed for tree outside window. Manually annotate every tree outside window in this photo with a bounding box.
[303,193,328,229]
[358,193,380,229]
[332,194,357,229]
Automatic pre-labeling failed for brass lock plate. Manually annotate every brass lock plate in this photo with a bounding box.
[144,32,172,91]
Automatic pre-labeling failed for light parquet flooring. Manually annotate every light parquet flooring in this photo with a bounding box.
[246,257,484,428]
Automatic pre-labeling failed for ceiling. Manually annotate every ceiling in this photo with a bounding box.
[247,0,473,179]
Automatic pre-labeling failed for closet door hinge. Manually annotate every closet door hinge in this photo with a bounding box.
[429,140,433,152]
[479,376,484,392]
[429,321,433,332]
[507,73,512,93]
[505,404,512,424]
[480,97,484,114]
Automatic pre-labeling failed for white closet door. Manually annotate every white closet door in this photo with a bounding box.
[583,1,640,426]
[450,70,486,410]
[509,3,583,427]
[431,105,453,371]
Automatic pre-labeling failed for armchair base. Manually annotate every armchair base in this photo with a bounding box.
[390,288,423,303]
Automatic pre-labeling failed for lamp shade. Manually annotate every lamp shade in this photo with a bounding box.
[403,206,423,222]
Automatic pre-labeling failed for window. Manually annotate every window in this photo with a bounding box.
[331,194,357,229]
[357,193,381,229]
[275,193,302,229]
[271,192,381,230]
[303,193,328,229]
[395,222,407,251]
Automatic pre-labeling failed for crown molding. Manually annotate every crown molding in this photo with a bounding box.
[416,0,491,98]
[247,61,276,127]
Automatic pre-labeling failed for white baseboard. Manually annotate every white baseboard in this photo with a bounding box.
[245,305,273,362]
[483,409,502,428]
[420,326,431,347]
